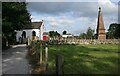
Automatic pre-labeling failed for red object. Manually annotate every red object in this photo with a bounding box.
[43,36,47,40]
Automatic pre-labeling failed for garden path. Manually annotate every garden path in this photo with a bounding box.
[2,44,31,74]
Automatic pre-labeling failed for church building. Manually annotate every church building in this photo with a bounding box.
[15,20,45,43]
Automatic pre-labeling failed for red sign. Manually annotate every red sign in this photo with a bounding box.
[43,36,47,40]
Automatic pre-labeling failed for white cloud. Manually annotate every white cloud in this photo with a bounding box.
[75,17,97,33]
[31,15,75,30]
[27,2,98,17]
[44,16,75,26]
[28,0,118,35]
[27,1,118,18]
[98,0,118,14]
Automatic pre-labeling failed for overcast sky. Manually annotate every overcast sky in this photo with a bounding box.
[26,0,119,36]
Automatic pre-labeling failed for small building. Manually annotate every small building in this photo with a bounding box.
[62,33,73,38]
[15,21,44,43]
[43,32,49,41]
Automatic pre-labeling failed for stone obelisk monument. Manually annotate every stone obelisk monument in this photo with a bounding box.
[96,7,106,40]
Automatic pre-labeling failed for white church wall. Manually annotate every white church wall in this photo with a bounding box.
[16,29,42,42]
[24,29,40,39]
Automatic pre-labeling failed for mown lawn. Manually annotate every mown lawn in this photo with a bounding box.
[47,44,119,74]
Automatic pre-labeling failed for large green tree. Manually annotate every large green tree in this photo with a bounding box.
[2,2,31,47]
[107,23,120,39]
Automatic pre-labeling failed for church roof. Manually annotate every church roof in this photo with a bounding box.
[23,21,43,29]
[32,22,43,29]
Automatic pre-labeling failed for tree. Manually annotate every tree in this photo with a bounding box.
[86,27,94,39]
[2,2,31,47]
[115,24,120,38]
[107,23,120,39]
[79,33,87,39]
[63,30,67,35]
[49,31,61,37]
[79,27,94,39]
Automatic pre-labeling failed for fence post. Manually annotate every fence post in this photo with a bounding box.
[28,37,30,45]
[40,41,43,65]
[45,46,48,65]
[56,54,64,75]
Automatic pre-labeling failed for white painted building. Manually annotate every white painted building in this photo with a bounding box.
[62,33,73,38]
[15,21,44,43]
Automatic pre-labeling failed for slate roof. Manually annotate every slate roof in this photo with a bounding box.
[23,21,43,29]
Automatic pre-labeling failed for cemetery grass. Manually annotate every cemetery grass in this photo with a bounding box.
[47,44,119,74]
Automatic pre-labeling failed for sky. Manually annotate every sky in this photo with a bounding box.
[26,0,119,36]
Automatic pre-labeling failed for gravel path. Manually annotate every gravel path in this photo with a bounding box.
[2,44,31,74]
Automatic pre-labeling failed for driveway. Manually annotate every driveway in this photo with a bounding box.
[2,44,31,74]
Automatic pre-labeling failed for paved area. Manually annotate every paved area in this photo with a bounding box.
[2,44,31,74]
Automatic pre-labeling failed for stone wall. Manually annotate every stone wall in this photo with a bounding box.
[66,39,120,44]
[49,37,120,44]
